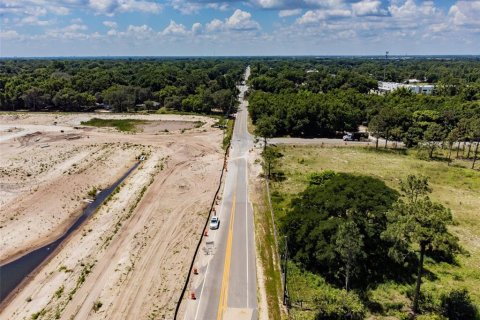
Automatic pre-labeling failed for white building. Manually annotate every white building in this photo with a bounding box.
[378,81,434,95]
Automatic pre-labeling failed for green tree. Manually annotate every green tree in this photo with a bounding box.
[261,146,281,179]
[399,175,431,203]
[282,172,398,286]
[446,128,460,165]
[382,175,460,315]
[423,123,446,159]
[335,219,365,291]
[103,85,135,112]
[181,94,204,113]
[212,89,234,114]
[368,115,382,149]
[368,108,405,149]
[467,117,480,169]
[21,87,42,111]
[254,116,277,151]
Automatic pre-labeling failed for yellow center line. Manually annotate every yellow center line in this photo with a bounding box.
[216,193,236,320]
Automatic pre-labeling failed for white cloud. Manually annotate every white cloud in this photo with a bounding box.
[115,0,163,14]
[18,15,53,26]
[389,0,438,20]
[1,0,162,17]
[448,1,480,28]
[64,23,88,32]
[48,5,70,15]
[127,24,153,34]
[206,19,224,32]
[297,8,351,24]
[192,22,203,35]
[251,0,282,9]
[226,9,261,31]
[162,20,189,36]
[169,0,202,14]
[43,23,92,40]
[0,30,21,40]
[352,0,382,16]
[206,2,229,11]
[205,10,260,32]
[103,20,118,28]
[279,9,302,17]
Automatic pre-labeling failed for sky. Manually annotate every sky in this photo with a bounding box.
[0,0,479,57]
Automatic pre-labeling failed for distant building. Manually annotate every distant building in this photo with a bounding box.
[378,81,434,95]
[406,79,422,84]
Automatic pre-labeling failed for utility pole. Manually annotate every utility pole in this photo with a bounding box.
[283,236,289,306]
[383,51,389,81]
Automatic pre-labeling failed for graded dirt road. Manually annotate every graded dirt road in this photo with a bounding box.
[0,112,224,319]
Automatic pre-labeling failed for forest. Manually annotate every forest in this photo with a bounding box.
[248,57,480,164]
[0,58,246,114]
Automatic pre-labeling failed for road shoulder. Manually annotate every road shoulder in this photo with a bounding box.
[248,146,286,320]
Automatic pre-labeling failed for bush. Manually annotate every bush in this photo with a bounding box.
[288,262,365,320]
[315,289,366,320]
[440,289,478,320]
[308,170,337,186]
[93,300,103,312]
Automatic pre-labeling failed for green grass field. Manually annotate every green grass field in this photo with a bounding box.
[80,118,146,132]
[222,119,234,149]
[270,145,480,318]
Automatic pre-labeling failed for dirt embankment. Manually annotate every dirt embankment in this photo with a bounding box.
[0,112,224,320]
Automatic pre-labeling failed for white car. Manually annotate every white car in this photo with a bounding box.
[210,216,220,230]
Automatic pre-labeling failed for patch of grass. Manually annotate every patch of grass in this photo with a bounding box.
[92,300,103,312]
[87,186,97,198]
[247,114,255,135]
[194,121,205,128]
[222,119,234,150]
[80,118,146,132]
[54,285,64,299]
[31,308,46,320]
[271,145,480,317]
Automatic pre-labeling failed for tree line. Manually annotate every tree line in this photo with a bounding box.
[248,58,480,167]
[0,58,247,114]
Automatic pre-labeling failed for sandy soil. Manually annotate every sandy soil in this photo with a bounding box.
[0,112,224,319]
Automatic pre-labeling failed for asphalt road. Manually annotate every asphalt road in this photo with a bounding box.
[182,66,257,320]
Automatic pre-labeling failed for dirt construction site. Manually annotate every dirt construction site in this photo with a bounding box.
[0,112,225,319]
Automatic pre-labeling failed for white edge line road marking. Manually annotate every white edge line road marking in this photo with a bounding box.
[245,156,249,308]
[192,159,233,320]
[192,78,250,320]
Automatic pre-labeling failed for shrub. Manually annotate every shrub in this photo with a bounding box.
[308,170,337,186]
[440,289,478,320]
[93,300,103,312]
[315,289,366,320]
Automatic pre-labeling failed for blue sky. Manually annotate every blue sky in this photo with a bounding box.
[1,0,479,56]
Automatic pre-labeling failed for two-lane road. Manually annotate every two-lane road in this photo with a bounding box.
[182,66,257,320]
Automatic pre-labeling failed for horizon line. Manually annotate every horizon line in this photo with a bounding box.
[1,54,479,60]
